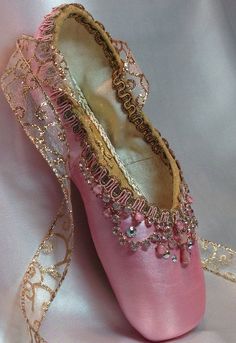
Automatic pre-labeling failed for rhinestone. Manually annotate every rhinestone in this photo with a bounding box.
[188,240,193,250]
[112,227,119,235]
[78,162,84,170]
[151,234,159,243]
[119,237,127,246]
[130,242,139,252]
[112,214,120,224]
[172,255,177,263]
[112,202,121,211]
[163,251,170,259]
[84,173,91,181]
[162,224,171,232]
[187,195,193,204]
[126,226,137,238]
[145,218,154,228]
[102,194,110,203]
[161,236,168,242]
[187,208,194,217]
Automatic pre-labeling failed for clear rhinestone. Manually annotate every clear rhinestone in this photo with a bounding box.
[112,227,119,235]
[161,236,168,242]
[119,237,127,246]
[145,218,154,227]
[112,202,121,211]
[126,226,137,238]
[162,224,171,232]
[112,214,120,224]
[102,194,110,203]
[188,240,193,250]
[130,242,139,252]
[151,234,159,243]
[78,162,84,170]
[172,255,177,263]
[84,173,91,181]
[163,251,170,259]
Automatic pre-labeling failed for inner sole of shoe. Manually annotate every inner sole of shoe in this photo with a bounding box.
[58,17,174,209]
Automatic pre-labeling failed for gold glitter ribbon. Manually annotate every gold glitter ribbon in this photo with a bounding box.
[1,37,74,342]
[199,237,236,282]
[1,36,236,342]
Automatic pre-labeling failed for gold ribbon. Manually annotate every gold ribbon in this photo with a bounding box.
[1,38,74,342]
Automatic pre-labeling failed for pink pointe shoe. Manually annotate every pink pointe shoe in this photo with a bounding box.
[2,3,205,342]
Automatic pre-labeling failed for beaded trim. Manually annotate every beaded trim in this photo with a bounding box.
[64,104,197,265]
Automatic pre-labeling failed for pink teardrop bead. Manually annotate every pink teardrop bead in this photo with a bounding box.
[134,212,144,224]
[155,244,167,257]
[181,248,191,266]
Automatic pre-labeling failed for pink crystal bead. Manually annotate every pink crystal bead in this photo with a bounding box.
[179,233,188,244]
[187,195,193,204]
[93,184,103,195]
[174,220,185,231]
[145,218,154,228]
[187,208,194,217]
[121,206,132,219]
[181,247,191,266]
[155,244,167,257]
[134,212,144,224]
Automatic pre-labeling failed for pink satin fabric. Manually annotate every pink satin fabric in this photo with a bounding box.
[69,160,205,342]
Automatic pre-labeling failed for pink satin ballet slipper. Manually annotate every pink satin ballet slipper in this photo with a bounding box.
[2,3,205,342]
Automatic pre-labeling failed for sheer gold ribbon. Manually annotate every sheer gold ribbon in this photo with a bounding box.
[1,37,236,342]
[1,38,74,342]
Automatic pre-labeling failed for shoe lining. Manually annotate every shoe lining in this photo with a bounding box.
[58,17,174,209]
